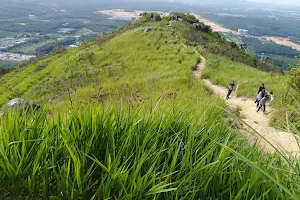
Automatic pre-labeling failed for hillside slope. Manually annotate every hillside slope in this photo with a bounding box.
[1,13,300,199]
[0,20,202,109]
[0,13,280,109]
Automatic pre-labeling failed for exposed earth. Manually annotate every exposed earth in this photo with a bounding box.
[263,36,300,51]
[192,13,239,34]
[99,9,143,20]
[99,9,169,21]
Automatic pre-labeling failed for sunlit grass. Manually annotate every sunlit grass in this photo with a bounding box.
[1,105,300,199]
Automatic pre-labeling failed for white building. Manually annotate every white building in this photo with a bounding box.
[238,29,249,36]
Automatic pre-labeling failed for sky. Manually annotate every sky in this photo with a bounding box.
[16,0,300,7]
[247,0,300,6]
[167,0,300,6]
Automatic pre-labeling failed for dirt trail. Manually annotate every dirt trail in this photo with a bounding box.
[194,56,300,155]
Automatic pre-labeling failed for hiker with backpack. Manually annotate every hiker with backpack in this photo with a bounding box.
[254,83,266,105]
[255,88,266,107]
[257,93,268,113]
[226,80,235,100]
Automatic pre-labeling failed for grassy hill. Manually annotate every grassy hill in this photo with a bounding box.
[0,13,281,109]
[0,13,300,199]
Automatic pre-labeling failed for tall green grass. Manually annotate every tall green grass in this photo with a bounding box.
[1,105,300,199]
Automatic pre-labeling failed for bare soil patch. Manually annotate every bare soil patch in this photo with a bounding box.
[192,13,238,34]
[99,9,143,19]
[263,36,300,51]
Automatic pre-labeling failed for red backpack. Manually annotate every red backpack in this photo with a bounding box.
[261,89,266,98]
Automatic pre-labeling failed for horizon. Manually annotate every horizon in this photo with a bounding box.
[6,0,300,7]
[163,0,300,7]
[247,0,300,6]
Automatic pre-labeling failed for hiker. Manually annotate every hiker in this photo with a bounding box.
[257,94,268,113]
[226,80,235,100]
[257,83,265,94]
[269,91,274,106]
[255,88,266,107]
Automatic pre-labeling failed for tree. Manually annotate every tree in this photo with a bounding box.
[139,13,162,22]
[51,46,67,55]
[240,43,247,50]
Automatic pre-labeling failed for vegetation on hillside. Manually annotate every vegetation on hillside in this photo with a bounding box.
[1,12,277,107]
[167,15,279,72]
[220,33,298,70]
[0,66,16,77]
[240,36,299,70]
[285,62,300,130]
[242,37,300,59]
[0,13,300,199]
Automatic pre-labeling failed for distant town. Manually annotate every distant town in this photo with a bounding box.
[0,51,35,62]
[0,37,30,50]
[99,9,167,21]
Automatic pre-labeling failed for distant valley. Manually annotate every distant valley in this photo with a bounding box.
[192,13,300,51]
[1,0,300,70]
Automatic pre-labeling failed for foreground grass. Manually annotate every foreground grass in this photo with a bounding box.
[1,106,300,199]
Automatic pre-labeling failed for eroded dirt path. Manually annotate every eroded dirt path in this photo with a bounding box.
[194,56,300,155]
